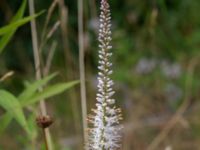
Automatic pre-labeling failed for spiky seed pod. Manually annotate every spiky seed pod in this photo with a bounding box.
[87,0,122,150]
[36,115,53,129]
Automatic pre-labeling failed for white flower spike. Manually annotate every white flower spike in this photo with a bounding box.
[88,0,123,150]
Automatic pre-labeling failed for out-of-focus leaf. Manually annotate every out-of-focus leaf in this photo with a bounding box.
[186,29,200,46]
[0,10,45,36]
[18,73,57,102]
[0,90,29,134]
[21,80,79,106]
[0,0,27,53]
[0,113,12,134]
[27,114,37,140]
[0,32,16,53]
[11,0,27,22]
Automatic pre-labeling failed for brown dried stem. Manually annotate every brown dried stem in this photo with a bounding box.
[147,58,199,150]
[28,0,53,149]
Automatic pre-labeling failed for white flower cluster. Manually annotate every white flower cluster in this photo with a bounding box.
[88,0,122,150]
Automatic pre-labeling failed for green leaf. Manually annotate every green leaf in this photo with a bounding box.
[11,0,27,22]
[27,114,38,140]
[0,90,29,134]
[0,10,45,36]
[21,80,79,106]
[18,73,57,102]
[0,113,12,134]
[0,0,27,53]
[0,32,17,53]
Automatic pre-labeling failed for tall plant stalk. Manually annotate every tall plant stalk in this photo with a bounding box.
[88,0,122,149]
[58,1,82,147]
[78,0,88,145]
[28,0,53,149]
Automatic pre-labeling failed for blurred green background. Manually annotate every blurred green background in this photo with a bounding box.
[1,0,200,149]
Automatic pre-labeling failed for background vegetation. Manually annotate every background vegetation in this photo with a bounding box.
[1,0,200,149]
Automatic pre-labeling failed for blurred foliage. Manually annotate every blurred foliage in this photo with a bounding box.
[1,0,200,149]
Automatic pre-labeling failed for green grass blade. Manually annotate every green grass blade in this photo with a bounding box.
[21,80,79,106]
[18,73,58,102]
[0,113,12,134]
[0,32,16,53]
[0,0,27,53]
[0,10,45,36]
[0,90,29,135]
[11,0,27,22]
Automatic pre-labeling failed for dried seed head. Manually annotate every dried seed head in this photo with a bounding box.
[36,115,53,129]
